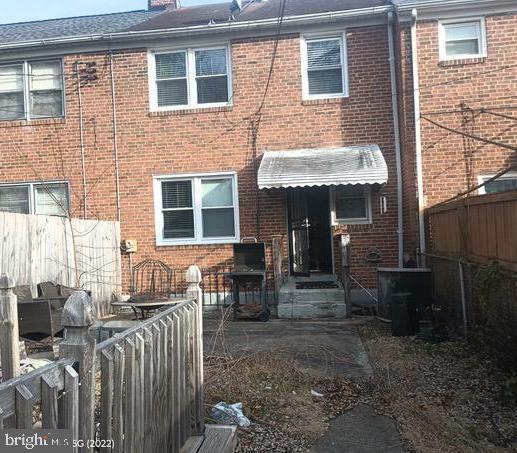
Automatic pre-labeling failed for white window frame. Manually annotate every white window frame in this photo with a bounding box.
[438,18,487,61]
[300,32,349,101]
[330,186,372,225]
[477,173,517,194]
[153,172,240,246]
[148,45,233,111]
[0,59,65,121]
[0,180,69,216]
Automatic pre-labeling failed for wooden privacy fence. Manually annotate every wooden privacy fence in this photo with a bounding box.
[426,190,517,270]
[0,211,121,317]
[0,266,204,453]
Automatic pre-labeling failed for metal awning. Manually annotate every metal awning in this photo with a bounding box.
[257,145,388,189]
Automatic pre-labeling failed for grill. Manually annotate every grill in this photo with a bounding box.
[229,240,270,321]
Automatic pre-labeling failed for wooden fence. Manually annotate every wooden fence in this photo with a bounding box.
[426,190,517,271]
[0,211,121,317]
[0,266,204,452]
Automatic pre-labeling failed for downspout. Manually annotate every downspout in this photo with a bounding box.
[387,11,404,268]
[109,51,122,222]
[75,61,87,219]
[411,8,426,264]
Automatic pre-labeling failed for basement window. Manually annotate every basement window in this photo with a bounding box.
[0,60,64,121]
[439,19,487,61]
[0,182,69,216]
[332,186,372,224]
[150,45,232,110]
[301,34,348,100]
[153,173,240,245]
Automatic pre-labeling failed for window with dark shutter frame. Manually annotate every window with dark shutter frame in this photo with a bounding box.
[306,38,345,97]
[161,180,195,239]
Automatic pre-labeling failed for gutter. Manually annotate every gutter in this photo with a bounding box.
[411,8,426,264]
[395,0,517,11]
[0,6,392,51]
[387,11,404,268]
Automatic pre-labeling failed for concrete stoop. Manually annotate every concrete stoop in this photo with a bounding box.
[277,279,346,319]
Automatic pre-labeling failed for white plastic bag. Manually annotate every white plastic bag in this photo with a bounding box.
[211,402,251,427]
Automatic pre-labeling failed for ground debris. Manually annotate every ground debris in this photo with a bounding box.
[359,319,517,453]
[204,351,360,452]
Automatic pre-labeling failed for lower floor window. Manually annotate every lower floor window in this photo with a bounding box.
[334,185,371,224]
[0,181,69,216]
[154,173,239,245]
[479,174,517,194]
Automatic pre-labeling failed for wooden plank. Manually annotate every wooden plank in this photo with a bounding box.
[123,338,136,453]
[159,319,169,452]
[180,436,204,453]
[41,376,58,429]
[112,345,125,453]
[59,365,79,453]
[100,350,114,453]
[151,323,162,452]
[143,328,154,452]
[133,333,145,453]
[166,316,176,453]
[0,275,21,380]
[185,307,194,440]
[198,425,238,453]
[0,407,4,429]
[172,313,182,453]
[15,385,33,429]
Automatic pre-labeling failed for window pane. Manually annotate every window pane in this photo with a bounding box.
[336,186,367,220]
[202,208,235,237]
[35,183,68,216]
[30,61,62,91]
[196,76,228,104]
[0,65,24,120]
[195,49,227,76]
[163,210,194,239]
[155,52,186,79]
[446,40,479,56]
[30,91,63,118]
[0,186,29,214]
[202,178,233,207]
[485,178,517,194]
[0,92,24,120]
[162,180,192,209]
[308,68,343,95]
[157,79,188,106]
[445,23,479,41]
[307,39,341,68]
[0,65,23,91]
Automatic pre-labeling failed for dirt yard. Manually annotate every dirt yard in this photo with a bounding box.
[359,320,517,453]
[204,316,517,452]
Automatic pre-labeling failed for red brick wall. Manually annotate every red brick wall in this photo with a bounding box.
[0,26,400,292]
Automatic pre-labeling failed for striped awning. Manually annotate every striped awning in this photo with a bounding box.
[257,145,388,189]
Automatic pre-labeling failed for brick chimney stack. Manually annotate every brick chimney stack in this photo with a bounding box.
[148,0,179,10]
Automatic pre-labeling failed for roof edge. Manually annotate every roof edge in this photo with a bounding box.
[0,5,392,52]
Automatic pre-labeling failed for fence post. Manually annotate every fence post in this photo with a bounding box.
[340,235,353,319]
[0,274,20,380]
[272,235,283,304]
[59,291,96,452]
[186,265,205,435]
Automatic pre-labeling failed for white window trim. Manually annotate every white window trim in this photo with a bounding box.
[300,32,349,101]
[0,180,70,215]
[153,172,240,246]
[330,186,372,225]
[0,59,65,121]
[438,17,487,61]
[148,44,233,112]
[477,173,517,194]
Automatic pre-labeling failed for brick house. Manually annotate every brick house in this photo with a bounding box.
[0,0,515,316]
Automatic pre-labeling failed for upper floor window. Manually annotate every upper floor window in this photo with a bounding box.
[301,35,348,100]
[153,173,240,245]
[333,186,371,224]
[478,173,517,194]
[150,45,231,110]
[439,19,487,61]
[0,181,69,216]
[0,60,64,121]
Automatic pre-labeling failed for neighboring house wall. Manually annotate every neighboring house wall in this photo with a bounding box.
[0,25,400,291]
[417,13,517,206]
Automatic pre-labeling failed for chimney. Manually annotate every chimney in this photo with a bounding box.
[148,0,179,10]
